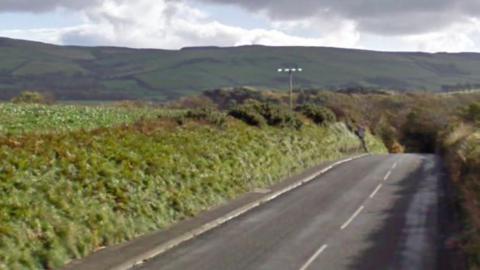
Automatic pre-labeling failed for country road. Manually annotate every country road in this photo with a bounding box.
[134,154,457,270]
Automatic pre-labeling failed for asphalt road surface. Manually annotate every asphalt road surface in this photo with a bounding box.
[135,154,457,270]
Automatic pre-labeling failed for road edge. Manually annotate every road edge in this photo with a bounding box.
[65,154,369,270]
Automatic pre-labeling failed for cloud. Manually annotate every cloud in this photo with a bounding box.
[2,0,480,52]
[0,27,74,44]
[41,0,359,49]
[400,19,480,52]
[0,0,104,13]
[199,0,480,35]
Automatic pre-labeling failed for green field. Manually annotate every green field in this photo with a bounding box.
[4,37,480,101]
[0,103,386,269]
[0,103,183,135]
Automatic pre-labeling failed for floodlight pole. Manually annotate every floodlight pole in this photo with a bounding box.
[278,67,302,112]
[289,70,293,111]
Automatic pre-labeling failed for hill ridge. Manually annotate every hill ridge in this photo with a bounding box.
[2,36,480,101]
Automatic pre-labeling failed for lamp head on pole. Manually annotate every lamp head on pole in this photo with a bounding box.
[277,67,303,73]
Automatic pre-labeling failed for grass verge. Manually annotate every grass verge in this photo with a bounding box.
[441,125,480,268]
[0,117,385,269]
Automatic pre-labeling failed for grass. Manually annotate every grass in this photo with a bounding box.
[0,103,386,269]
[0,103,176,135]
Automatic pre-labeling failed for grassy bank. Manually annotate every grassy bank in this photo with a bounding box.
[0,110,386,269]
[441,125,480,268]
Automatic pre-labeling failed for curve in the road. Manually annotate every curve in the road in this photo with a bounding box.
[134,154,454,270]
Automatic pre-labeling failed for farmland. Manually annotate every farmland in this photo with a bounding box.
[0,102,386,269]
[0,103,177,135]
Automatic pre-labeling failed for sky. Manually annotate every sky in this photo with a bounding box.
[1,0,480,52]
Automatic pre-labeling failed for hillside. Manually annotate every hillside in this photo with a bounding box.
[3,37,480,101]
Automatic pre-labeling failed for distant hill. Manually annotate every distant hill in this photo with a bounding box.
[3,37,480,101]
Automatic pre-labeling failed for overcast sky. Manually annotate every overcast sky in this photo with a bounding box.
[1,0,480,52]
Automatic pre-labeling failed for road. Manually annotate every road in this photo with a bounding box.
[135,154,456,270]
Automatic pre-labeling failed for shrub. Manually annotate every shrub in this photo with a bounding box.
[297,104,336,125]
[258,103,303,129]
[229,103,303,129]
[184,108,227,127]
[228,105,266,127]
[374,117,399,152]
[462,102,480,123]
[390,141,405,153]
[11,91,48,104]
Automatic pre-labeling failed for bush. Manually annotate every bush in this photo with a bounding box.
[228,105,266,127]
[184,108,227,127]
[297,104,336,125]
[258,103,303,129]
[11,91,49,104]
[390,141,405,153]
[463,102,480,123]
[229,103,303,129]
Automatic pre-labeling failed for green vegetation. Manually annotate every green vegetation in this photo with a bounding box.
[6,87,480,269]
[229,102,303,129]
[463,102,480,123]
[228,104,267,127]
[440,106,480,268]
[0,102,386,269]
[183,108,227,127]
[5,37,480,101]
[0,103,172,135]
[11,91,49,104]
[194,88,480,153]
[297,104,336,125]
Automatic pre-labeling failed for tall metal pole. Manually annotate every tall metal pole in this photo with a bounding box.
[277,67,302,113]
[289,70,293,111]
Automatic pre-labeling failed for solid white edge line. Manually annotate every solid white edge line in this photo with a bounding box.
[340,205,365,230]
[369,183,383,198]
[299,244,329,270]
[383,170,392,181]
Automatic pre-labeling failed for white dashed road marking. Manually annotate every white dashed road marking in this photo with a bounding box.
[369,184,383,198]
[384,170,392,181]
[340,205,365,230]
[299,244,328,270]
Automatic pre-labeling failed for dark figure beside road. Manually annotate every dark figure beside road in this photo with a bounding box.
[355,126,369,153]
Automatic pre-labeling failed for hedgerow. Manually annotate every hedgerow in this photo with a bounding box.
[441,122,480,268]
[0,114,386,269]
